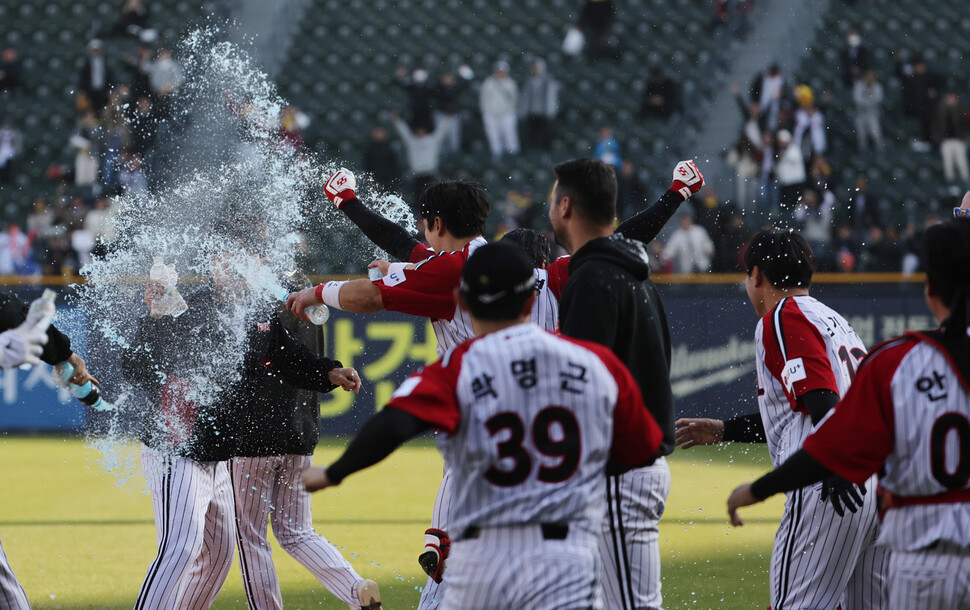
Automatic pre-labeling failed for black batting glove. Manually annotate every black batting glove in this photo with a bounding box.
[820,475,866,517]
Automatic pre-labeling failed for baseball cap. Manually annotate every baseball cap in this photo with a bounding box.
[460,242,535,320]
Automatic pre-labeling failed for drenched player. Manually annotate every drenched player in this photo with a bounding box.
[302,242,663,609]
[728,219,970,609]
[677,230,888,609]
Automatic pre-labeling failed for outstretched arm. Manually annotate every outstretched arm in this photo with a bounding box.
[616,160,704,244]
[727,449,832,526]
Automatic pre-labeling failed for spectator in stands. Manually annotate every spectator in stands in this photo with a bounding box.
[70,110,102,188]
[391,111,447,205]
[845,175,880,232]
[27,198,54,239]
[860,225,902,272]
[44,232,79,276]
[147,48,184,100]
[123,44,154,102]
[757,130,779,211]
[592,125,622,170]
[932,91,970,184]
[726,132,760,214]
[750,63,786,130]
[639,67,678,120]
[853,70,884,151]
[394,66,436,133]
[904,57,945,149]
[794,188,833,268]
[433,65,474,155]
[713,211,750,272]
[84,197,112,242]
[663,212,715,273]
[774,129,805,209]
[792,84,826,162]
[578,0,619,61]
[841,28,869,87]
[0,48,23,93]
[480,61,519,161]
[518,58,559,151]
[616,159,647,219]
[0,122,22,185]
[833,224,859,273]
[0,224,33,276]
[690,187,726,241]
[127,96,157,157]
[277,105,308,151]
[362,126,400,190]
[78,40,114,113]
[109,0,154,42]
[713,0,753,39]
[119,153,149,196]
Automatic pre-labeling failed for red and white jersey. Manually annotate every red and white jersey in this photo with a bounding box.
[385,323,661,537]
[804,332,970,551]
[531,256,568,332]
[755,295,867,466]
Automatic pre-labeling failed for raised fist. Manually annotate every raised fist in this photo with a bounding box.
[324,168,357,209]
[670,160,704,201]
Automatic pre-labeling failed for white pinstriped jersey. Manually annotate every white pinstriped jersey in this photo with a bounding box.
[755,296,867,467]
[805,333,970,551]
[530,267,560,332]
[385,323,661,538]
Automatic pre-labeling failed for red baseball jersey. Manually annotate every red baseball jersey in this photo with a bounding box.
[385,323,661,536]
[803,332,970,551]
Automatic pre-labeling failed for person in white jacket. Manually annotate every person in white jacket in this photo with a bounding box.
[662,213,715,273]
[479,61,519,161]
[775,129,806,209]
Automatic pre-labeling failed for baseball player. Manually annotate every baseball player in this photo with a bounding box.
[729,218,970,609]
[0,290,98,609]
[302,242,663,609]
[229,297,381,610]
[678,230,888,609]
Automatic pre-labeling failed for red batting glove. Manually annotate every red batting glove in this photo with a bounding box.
[669,160,704,200]
[324,167,358,209]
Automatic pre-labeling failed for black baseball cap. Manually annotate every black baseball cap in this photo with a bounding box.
[460,242,536,320]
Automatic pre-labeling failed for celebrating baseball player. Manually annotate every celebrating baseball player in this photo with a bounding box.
[728,218,970,608]
[302,241,663,609]
[678,230,888,609]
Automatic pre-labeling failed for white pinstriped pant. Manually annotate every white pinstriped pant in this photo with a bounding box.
[135,446,236,610]
[229,455,366,609]
[770,475,888,610]
[888,546,970,609]
[443,524,602,609]
[0,534,29,610]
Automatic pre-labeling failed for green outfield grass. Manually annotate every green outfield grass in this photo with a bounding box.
[0,436,783,609]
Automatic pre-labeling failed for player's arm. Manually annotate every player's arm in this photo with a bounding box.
[615,160,704,244]
[324,168,423,262]
[287,278,385,319]
[675,412,767,448]
[268,320,358,393]
[727,448,832,526]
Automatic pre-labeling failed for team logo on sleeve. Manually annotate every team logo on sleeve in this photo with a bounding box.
[383,269,407,287]
[782,357,807,393]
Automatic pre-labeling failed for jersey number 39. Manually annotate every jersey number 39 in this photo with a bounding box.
[484,407,581,487]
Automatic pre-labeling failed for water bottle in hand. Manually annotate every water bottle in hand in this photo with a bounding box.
[26,289,57,333]
[149,257,188,317]
[305,304,330,325]
[52,361,107,410]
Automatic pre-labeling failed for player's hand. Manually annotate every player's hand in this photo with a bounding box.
[286,286,323,322]
[674,418,724,448]
[418,528,451,584]
[66,352,99,386]
[820,475,866,517]
[669,160,704,201]
[145,279,165,317]
[303,466,334,492]
[727,483,760,526]
[328,367,362,394]
[0,322,48,369]
[324,168,357,209]
[368,259,392,277]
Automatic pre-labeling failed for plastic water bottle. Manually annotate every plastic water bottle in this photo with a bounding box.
[52,361,106,410]
[25,289,57,332]
[149,257,188,317]
[305,303,330,325]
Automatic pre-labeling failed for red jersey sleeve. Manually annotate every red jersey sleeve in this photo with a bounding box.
[385,356,462,434]
[376,250,463,320]
[409,243,435,264]
[564,337,661,465]
[762,298,839,413]
[545,256,570,300]
[802,337,914,484]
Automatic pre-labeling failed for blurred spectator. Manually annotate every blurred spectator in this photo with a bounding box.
[903,57,945,148]
[480,61,520,161]
[127,96,157,157]
[109,0,156,42]
[433,65,474,155]
[147,48,184,99]
[26,198,54,238]
[277,105,308,151]
[806,155,834,197]
[592,125,622,170]
[713,0,753,39]
[792,85,826,161]
[119,154,149,196]
[647,241,673,274]
[518,58,559,151]
[394,66,436,133]
[392,113,446,205]
[362,126,400,190]
[70,110,102,188]
[123,44,154,101]
[853,70,884,151]
[100,85,131,193]
[0,48,23,93]
[757,130,779,211]
[931,92,969,184]
[726,132,760,214]
[44,232,79,276]
[794,188,833,267]
[64,196,89,231]
[833,224,859,273]
[663,213,715,273]
[616,159,647,219]
[690,187,726,240]
[0,224,34,275]
[841,28,869,87]
[712,212,750,272]
[85,197,113,242]
[0,123,22,184]
[578,0,619,61]
[750,64,786,130]
[639,67,678,120]
[860,225,902,272]
[775,129,805,209]
[78,40,114,113]
[845,176,880,231]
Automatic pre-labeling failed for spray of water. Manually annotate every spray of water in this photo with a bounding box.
[75,27,414,482]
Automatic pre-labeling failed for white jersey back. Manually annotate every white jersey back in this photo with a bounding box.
[439,324,620,536]
[530,268,560,332]
[755,296,867,466]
